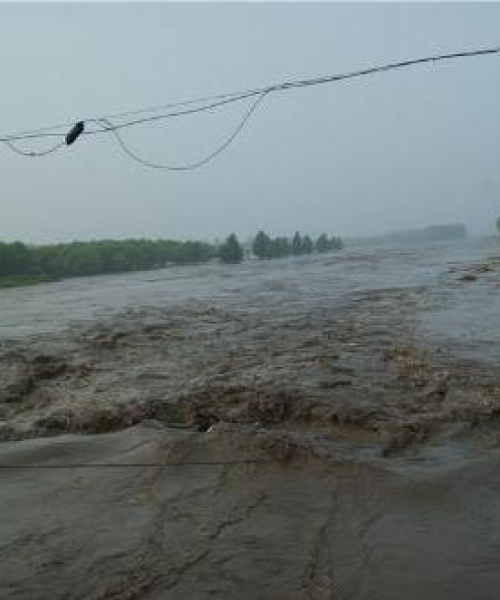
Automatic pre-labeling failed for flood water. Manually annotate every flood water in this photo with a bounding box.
[1,236,498,347]
[2,236,500,600]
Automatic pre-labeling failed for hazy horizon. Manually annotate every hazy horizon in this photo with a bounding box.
[1,3,500,243]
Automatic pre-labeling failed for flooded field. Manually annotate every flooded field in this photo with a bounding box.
[1,237,500,599]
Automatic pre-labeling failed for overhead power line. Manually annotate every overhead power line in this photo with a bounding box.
[0,458,274,470]
[97,92,268,171]
[1,44,499,169]
[2,139,65,157]
[0,89,261,141]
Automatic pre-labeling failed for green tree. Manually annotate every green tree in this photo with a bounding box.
[0,242,32,276]
[302,235,314,254]
[252,230,272,259]
[269,238,281,259]
[292,232,303,256]
[274,237,290,258]
[315,233,329,253]
[218,234,243,264]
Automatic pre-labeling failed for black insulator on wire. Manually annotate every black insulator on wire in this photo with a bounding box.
[65,121,85,146]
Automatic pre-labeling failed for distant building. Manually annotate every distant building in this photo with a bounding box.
[385,224,467,243]
[349,224,467,247]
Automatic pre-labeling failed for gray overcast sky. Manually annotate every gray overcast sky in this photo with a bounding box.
[1,2,500,243]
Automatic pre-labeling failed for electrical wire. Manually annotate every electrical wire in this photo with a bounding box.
[91,43,500,137]
[89,90,263,135]
[98,91,268,170]
[1,44,499,165]
[2,139,65,158]
[0,91,259,143]
[2,44,499,144]
[0,89,259,142]
[0,459,274,470]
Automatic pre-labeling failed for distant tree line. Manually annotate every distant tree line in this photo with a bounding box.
[0,231,344,285]
[0,239,216,280]
[252,231,343,259]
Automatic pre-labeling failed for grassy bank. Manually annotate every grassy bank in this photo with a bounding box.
[0,275,54,289]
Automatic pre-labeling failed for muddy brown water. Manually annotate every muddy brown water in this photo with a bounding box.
[1,238,500,599]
